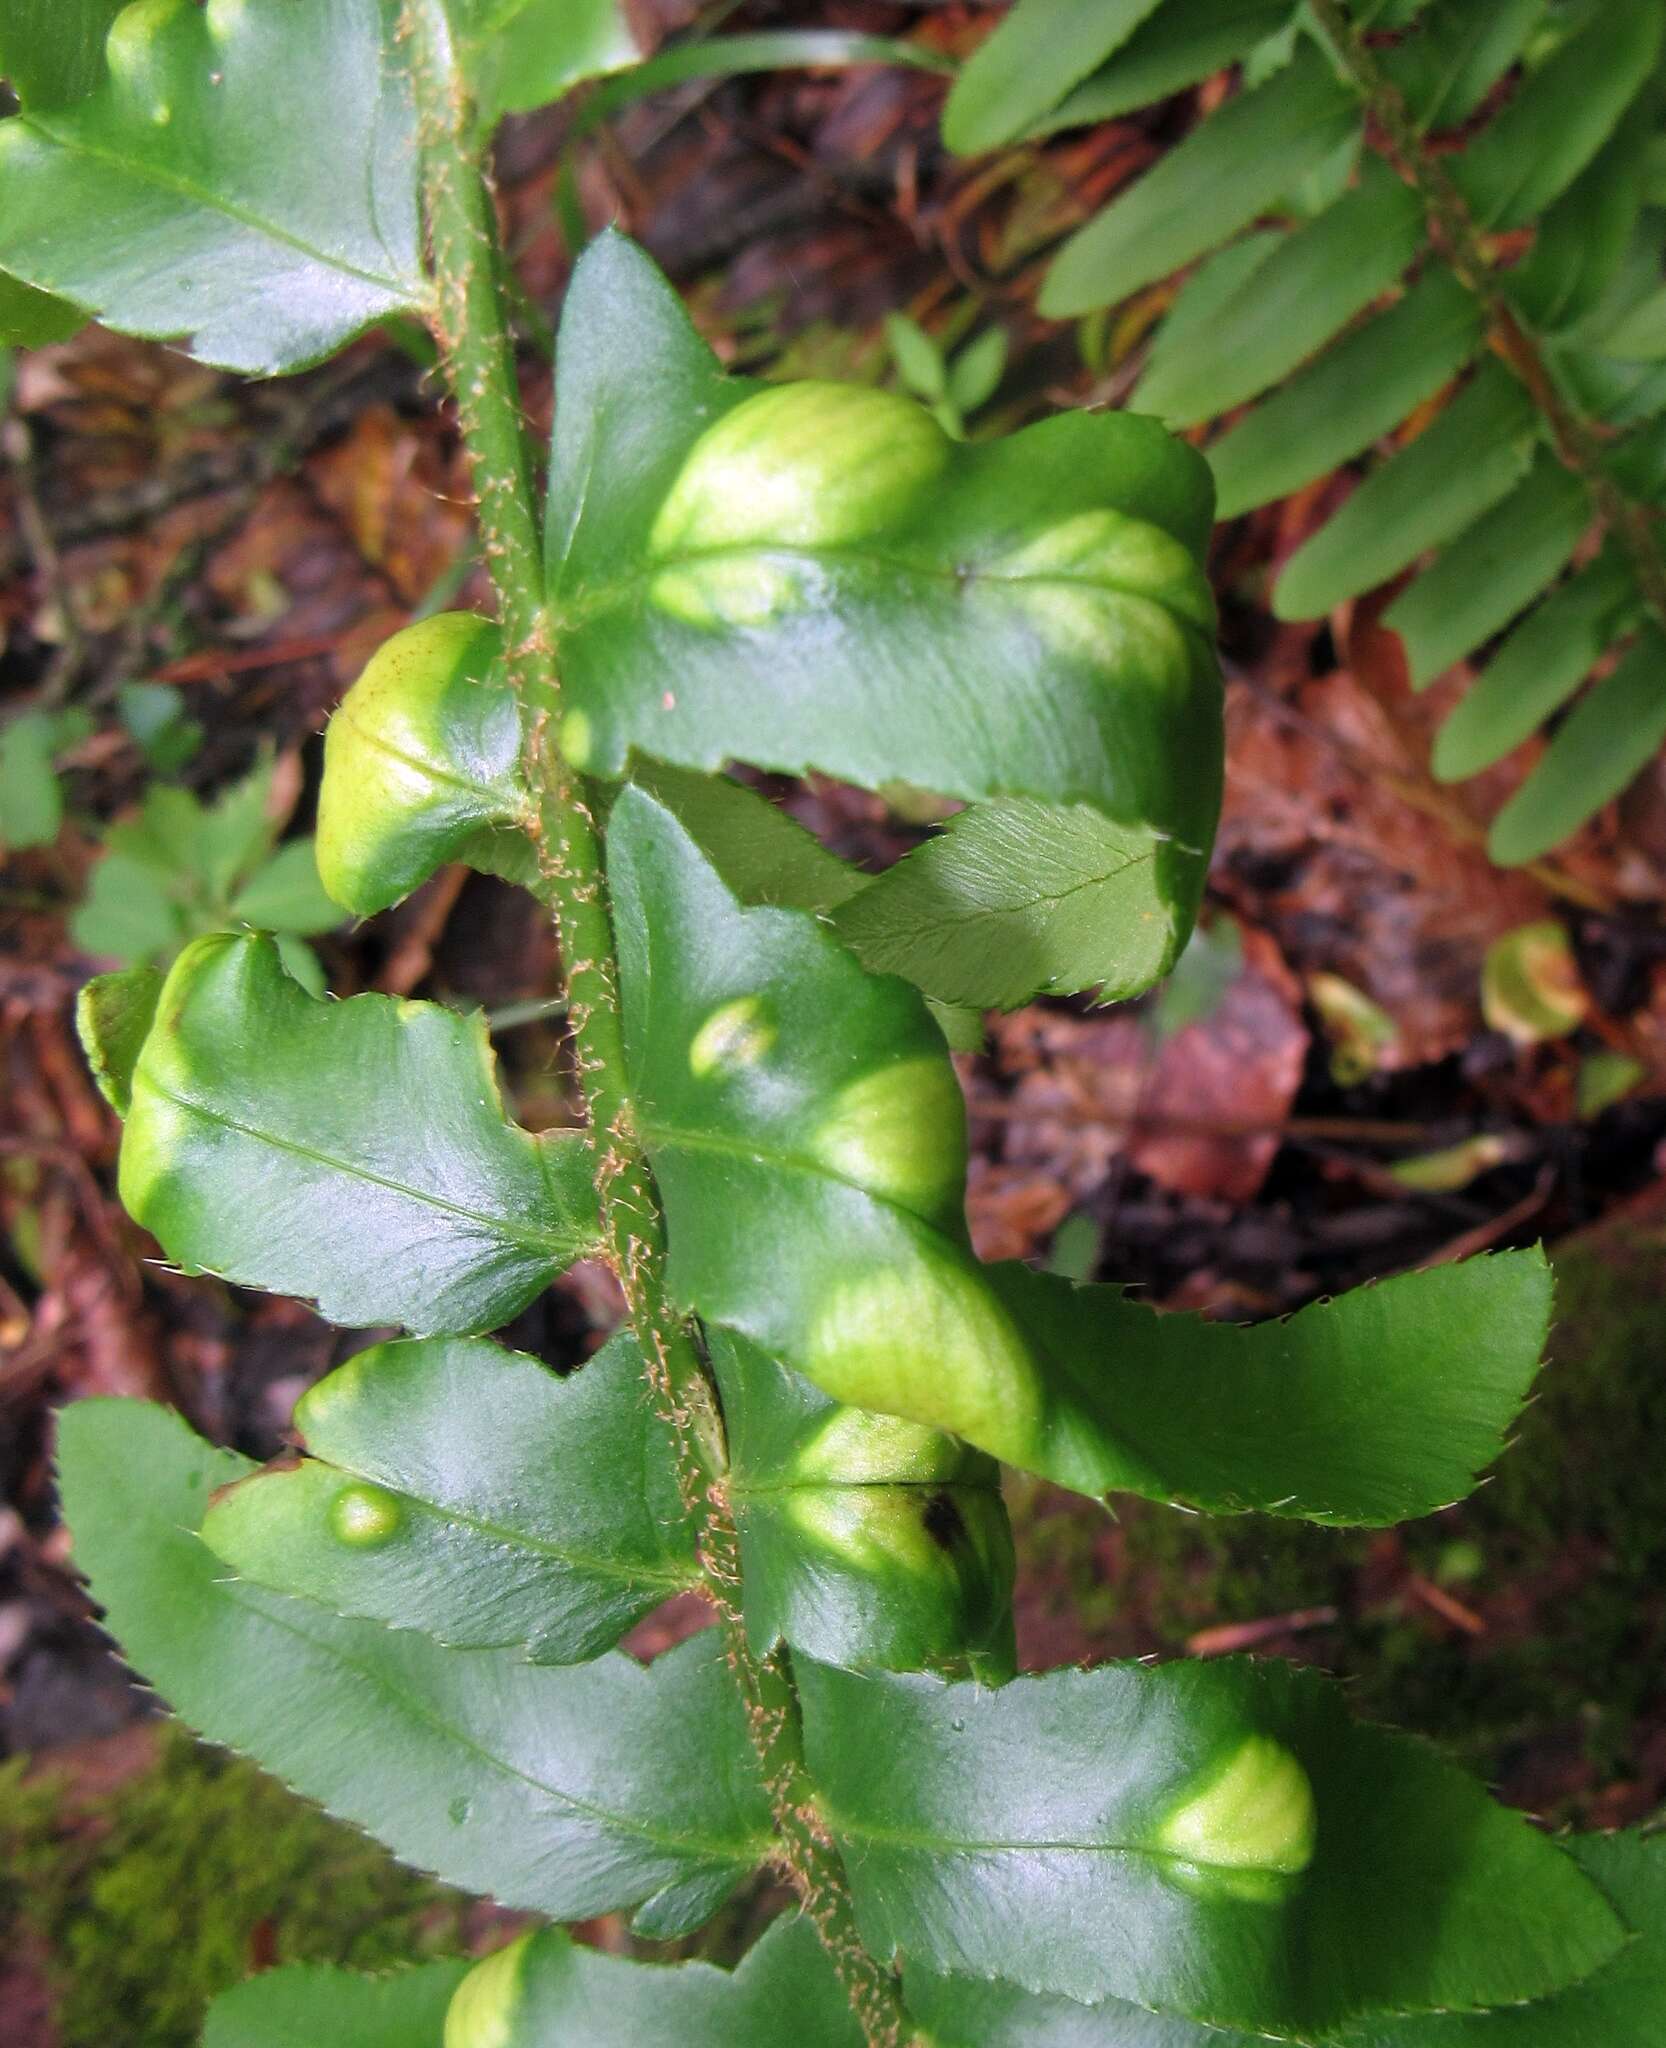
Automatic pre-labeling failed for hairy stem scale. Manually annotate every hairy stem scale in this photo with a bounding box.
[397,5,912,2038]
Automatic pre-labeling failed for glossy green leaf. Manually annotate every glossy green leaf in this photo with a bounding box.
[611,784,1551,1520]
[1040,43,1360,318]
[984,1252,1552,1524]
[318,625,869,925]
[0,0,128,108]
[906,1834,1666,2045]
[1273,361,1540,619]
[610,781,1007,1443]
[549,231,1219,829]
[0,0,425,373]
[635,763,1006,1023]
[75,966,162,1116]
[323,671,987,1040]
[318,612,534,917]
[1343,1832,1666,2046]
[1509,97,1651,336]
[829,797,1209,1009]
[630,761,865,912]
[711,1328,1014,1680]
[1139,159,1423,426]
[1383,456,1589,688]
[1209,270,1482,518]
[904,1967,1239,2047]
[1029,0,1292,137]
[1432,546,1640,780]
[203,1959,469,2048]
[107,932,600,1333]
[1489,626,1666,864]
[608,767,992,1047]
[1384,0,1543,132]
[442,1916,861,2048]
[451,0,639,122]
[58,1398,770,1934]
[549,234,1222,1008]
[1453,0,1662,231]
[201,1330,699,1662]
[798,1656,1623,2035]
[314,613,1017,1031]
[943,0,1167,154]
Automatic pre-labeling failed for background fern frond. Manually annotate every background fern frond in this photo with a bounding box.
[952,0,1666,862]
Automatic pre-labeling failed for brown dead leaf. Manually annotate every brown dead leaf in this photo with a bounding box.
[965,1160,1073,1265]
[619,1589,716,1663]
[308,404,472,606]
[1129,923,1308,1203]
[1218,660,1544,1066]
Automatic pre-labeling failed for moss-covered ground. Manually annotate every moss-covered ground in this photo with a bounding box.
[0,1726,476,2048]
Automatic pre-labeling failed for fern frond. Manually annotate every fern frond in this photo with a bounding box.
[953,0,1666,861]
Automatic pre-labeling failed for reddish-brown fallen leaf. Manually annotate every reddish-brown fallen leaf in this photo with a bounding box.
[1129,924,1308,1204]
[1218,664,1545,1066]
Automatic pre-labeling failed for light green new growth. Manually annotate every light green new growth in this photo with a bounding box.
[329,1484,405,1549]
[443,1935,526,2048]
[1156,1735,1318,1900]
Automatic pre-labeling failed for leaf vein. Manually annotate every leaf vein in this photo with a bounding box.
[18,116,418,301]
[131,1069,582,1261]
[225,1582,762,1865]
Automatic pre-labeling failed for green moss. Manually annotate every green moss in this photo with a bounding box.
[0,1725,470,2048]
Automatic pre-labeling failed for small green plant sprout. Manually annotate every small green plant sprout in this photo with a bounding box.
[12,2,1664,2043]
[116,680,204,774]
[1308,969,1398,1085]
[71,756,339,990]
[0,704,92,853]
[1481,918,1590,1046]
[884,309,1009,438]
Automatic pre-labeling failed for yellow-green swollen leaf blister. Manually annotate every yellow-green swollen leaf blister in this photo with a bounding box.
[609,781,1553,1524]
[201,1330,700,1664]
